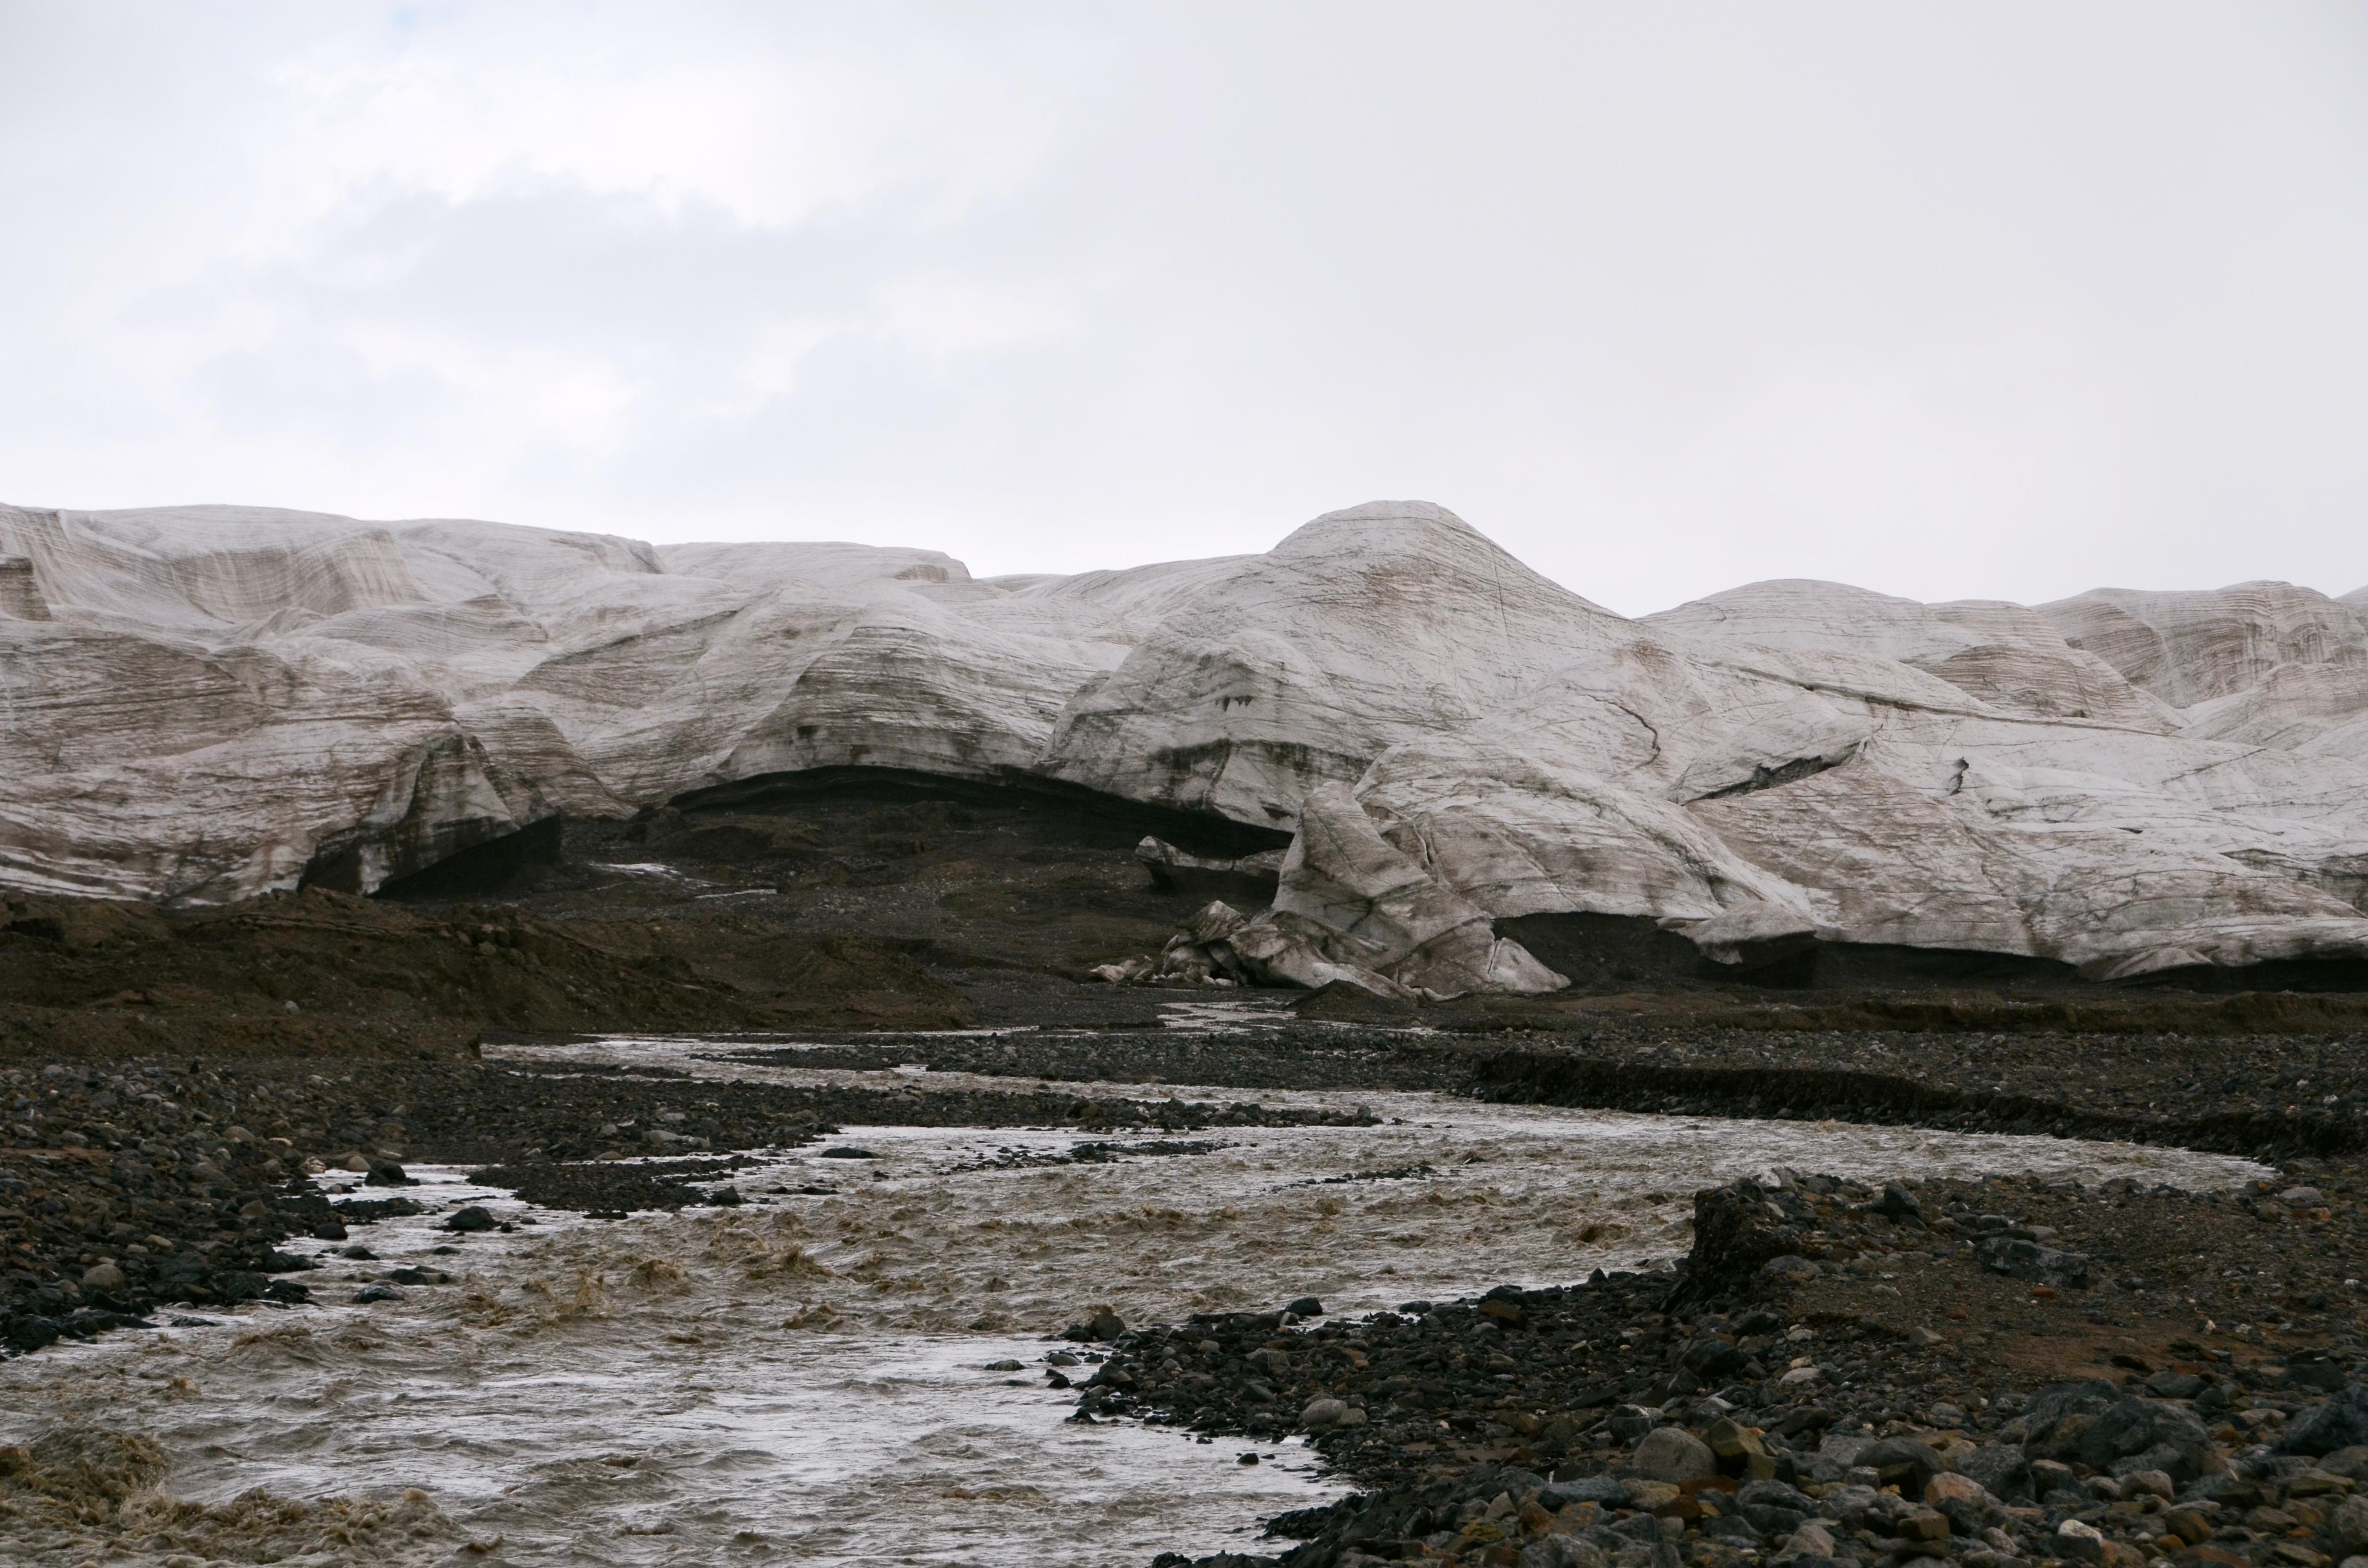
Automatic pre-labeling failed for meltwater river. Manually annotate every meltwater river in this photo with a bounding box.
[0,1024,2267,1567]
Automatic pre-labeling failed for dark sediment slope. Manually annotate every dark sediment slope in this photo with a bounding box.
[0,882,974,1059]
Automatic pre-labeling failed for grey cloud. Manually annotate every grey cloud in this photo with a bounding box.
[0,1,2363,613]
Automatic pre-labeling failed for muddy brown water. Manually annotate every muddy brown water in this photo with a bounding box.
[0,1011,2269,1566]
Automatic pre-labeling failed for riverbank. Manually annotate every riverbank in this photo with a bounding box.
[1104,1160,2368,1568]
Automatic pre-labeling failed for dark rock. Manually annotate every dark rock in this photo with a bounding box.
[2024,1380,2121,1433]
[444,1205,497,1233]
[2083,1397,2216,1482]
[2282,1385,2368,1457]
[1959,1442,2033,1502]
[1863,1437,1945,1494]
[2024,1383,2214,1482]
[1738,1479,1817,1514]
[154,1251,210,1285]
[1876,1183,1925,1222]
[1542,1476,1633,1509]
[215,1271,267,1304]
[1283,1296,1323,1318]
[1682,1337,1749,1380]
[3,1316,62,1352]
[1976,1234,2092,1290]
[1702,1512,1764,1544]
[1262,1502,1349,1540]
[2028,1459,2079,1500]
[2282,1358,2346,1393]
[1685,1180,1803,1298]
[1062,1306,1126,1342]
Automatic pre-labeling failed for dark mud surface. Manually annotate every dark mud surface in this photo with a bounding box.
[0,883,974,1059]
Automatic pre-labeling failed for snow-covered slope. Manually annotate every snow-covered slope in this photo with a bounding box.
[6,499,2368,986]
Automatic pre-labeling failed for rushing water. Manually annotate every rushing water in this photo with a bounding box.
[0,1024,2270,1567]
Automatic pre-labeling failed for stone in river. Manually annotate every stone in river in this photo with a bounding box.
[444,1205,497,1233]
[1063,1306,1124,1343]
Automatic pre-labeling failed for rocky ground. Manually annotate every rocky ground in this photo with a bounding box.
[1095,1167,2368,1568]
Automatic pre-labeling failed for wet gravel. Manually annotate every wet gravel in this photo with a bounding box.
[1098,1164,2368,1568]
[1468,1028,2368,1162]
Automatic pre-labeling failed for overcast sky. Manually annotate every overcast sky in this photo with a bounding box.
[3,3,2364,614]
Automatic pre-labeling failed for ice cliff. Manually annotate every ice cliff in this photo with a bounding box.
[5,499,2366,988]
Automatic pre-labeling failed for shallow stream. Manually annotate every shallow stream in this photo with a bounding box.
[0,1020,2270,1566]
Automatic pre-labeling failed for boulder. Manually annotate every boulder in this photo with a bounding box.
[2285,1386,2368,1457]
[1978,1235,2093,1290]
[1956,1441,2032,1502]
[1862,1437,1944,1495]
[2331,1494,2368,1556]
[1299,1397,1349,1431]
[2024,1383,2217,1482]
[1924,1472,1999,1533]
[1631,1426,1717,1483]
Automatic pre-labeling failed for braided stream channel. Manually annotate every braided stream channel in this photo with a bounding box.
[0,1016,2267,1566]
